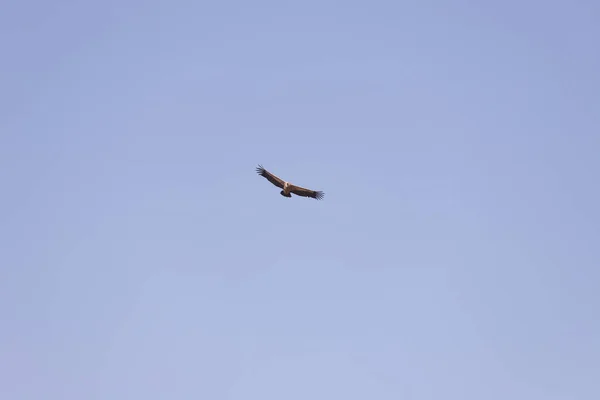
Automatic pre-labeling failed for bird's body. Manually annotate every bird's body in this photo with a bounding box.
[281,182,292,197]
[256,165,324,200]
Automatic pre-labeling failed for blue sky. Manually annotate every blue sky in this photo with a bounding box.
[1,1,599,399]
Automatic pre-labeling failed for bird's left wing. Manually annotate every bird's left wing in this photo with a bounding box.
[256,164,285,189]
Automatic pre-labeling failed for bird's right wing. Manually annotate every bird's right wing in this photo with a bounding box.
[288,184,325,200]
[256,164,285,189]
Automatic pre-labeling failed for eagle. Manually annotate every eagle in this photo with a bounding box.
[256,164,325,200]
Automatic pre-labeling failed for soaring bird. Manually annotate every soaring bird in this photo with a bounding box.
[256,164,325,200]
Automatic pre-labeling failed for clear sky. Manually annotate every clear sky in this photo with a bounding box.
[1,1,599,399]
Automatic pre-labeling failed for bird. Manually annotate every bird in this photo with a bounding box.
[256,164,325,200]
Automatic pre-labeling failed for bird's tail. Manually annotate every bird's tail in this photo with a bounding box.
[280,190,292,198]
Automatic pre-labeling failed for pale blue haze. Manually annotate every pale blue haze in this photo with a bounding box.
[1,1,599,399]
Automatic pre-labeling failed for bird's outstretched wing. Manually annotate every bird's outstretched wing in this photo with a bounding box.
[288,184,325,200]
[256,164,285,189]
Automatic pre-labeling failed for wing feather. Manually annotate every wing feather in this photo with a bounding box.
[256,164,285,189]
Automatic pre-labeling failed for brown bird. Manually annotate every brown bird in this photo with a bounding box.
[256,164,325,200]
